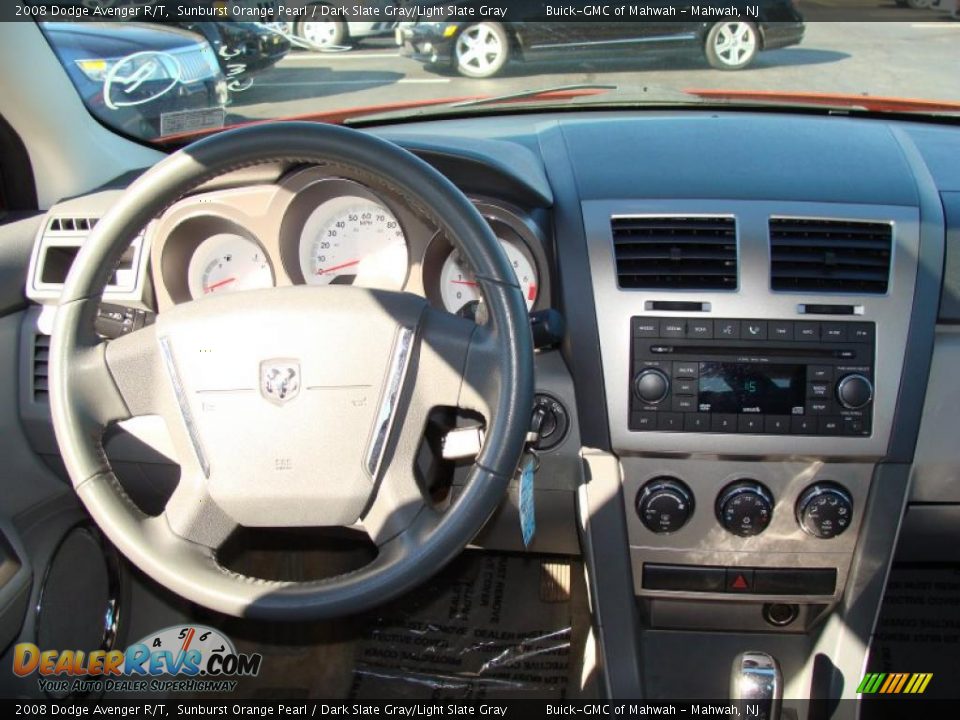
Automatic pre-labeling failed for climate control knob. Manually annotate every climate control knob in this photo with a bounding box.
[797,482,853,539]
[836,374,873,410]
[636,477,694,534]
[634,368,670,404]
[717,480,774,537]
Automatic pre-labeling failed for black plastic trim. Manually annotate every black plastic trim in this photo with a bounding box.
[938,192,960,323]
[0,113,37,212]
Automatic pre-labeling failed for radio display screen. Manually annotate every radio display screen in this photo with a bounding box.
[698,362,806,415]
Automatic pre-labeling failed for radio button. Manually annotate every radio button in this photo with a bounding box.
[738,415,764,433]
[769,321,794,341]
[672,396,697,413]
[685,414,710,432]
[808,365,834,382]
[848,323,875,342]
[686,320,713,339]
[794,322,820,341]
[633,318,660,338]
[818,417,843,435]
[842,416,868,435]
[836,374,874,410]
[631,412,658,431]
[791,417,817,434]
[808,382,831,399]
[743,321,768,340]
[661,320,686,338]
[674,362,699,379]
[712,414,737,433]
[635,368,671,404]
[674,379,697,396]
[657,413,684,431]
[808,400,831,415]
[716,320,740,339]
[822,323,848,341]
[765,416,791,434]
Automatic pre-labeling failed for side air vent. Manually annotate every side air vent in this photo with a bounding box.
[47,216,98,233]
[32,333,50,403]
[612,216,737,290]
[770,218,892,294]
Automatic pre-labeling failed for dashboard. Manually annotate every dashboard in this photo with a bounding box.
[148,166,551,321]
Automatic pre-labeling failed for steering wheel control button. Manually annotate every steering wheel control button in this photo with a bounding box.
[717,480,774,537]
[836,374,874,410]
[636,477,695,534]
[530,394,569,451]
[634,368,670,404]
[796,482,854,539]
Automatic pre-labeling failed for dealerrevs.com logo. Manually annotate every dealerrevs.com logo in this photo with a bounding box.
[13,625,262,695]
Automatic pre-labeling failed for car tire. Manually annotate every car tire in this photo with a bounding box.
[704,21,760,71]
[295,16,348,49]
[453,22,510,78]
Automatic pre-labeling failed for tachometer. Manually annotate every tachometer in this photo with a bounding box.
[299,196,408,288]
[187,233,273,300]
[440,240,538,316]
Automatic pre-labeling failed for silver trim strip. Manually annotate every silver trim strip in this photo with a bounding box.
[531,33,696,50]
[365,326,415,477]
[158,335,210,478]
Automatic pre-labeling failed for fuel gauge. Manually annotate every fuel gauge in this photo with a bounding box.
[187,233,273,300]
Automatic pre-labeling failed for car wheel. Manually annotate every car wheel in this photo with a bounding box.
[453,22,510,78]
[295,17,347,48]
[705,21,760,71]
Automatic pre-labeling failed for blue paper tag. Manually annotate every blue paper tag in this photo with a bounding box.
[519,455,536,548]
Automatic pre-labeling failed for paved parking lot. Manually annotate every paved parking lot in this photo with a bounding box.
[228,16,960,123]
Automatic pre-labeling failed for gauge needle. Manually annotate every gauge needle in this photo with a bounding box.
[204,277,236,293]
[450,280,479,287]
[316,259,360,276]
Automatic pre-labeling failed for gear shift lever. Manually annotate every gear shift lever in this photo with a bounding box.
[731,651,782,720]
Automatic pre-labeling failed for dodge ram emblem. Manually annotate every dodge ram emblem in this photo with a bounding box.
[260,360,300,405]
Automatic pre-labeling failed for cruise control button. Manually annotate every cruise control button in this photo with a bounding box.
[711,414,737,433]
[674,362,699,378]
[686,320,713,339]
[738,415,764,433]
[769,321,794,341]
[742,321,767,340]
[633,318,660,338]
[795,322,821,341]
[661,321,686,338]
[716,320,740,339]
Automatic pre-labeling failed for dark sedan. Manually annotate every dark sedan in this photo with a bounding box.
[171,21,290,91]
[398,0,804,78]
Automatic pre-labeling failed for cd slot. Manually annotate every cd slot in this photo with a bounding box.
[647,344,851,359]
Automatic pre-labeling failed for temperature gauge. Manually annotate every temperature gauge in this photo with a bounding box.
[439,240,538,316]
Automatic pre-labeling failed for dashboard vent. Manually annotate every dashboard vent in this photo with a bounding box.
[32,333,50,403]
[769,218,892,294]
[611,216,737,290]
[47,216,98,233]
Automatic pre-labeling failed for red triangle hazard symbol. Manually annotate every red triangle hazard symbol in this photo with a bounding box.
[731,574,748,590]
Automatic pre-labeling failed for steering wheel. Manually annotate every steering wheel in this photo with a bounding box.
[49,123,534,620]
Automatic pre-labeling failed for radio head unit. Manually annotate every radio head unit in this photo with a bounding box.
[629,317,875,437]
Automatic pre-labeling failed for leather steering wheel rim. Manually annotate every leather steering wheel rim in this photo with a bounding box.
[50,122,534,620]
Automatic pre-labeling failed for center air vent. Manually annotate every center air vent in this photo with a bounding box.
[32,333,50,403]
[770,218,892,294]
[612,216,737,290]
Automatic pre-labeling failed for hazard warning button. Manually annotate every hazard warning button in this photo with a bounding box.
[726,568,755,592]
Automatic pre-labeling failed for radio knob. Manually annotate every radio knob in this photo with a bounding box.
[797,483,853,539]
[634,368,670,404]
[836,374,873,410]
[636,477,694,534]
[717,480,774,537]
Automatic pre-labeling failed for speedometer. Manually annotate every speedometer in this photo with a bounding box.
[298,196,408,288]
[440,240,538,316]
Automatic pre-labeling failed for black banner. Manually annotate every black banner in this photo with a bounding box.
[2,0,957,24]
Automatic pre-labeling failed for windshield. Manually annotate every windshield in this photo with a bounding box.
[32,0,960,144]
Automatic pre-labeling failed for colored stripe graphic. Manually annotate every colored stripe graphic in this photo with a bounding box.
[858,672,933,694]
